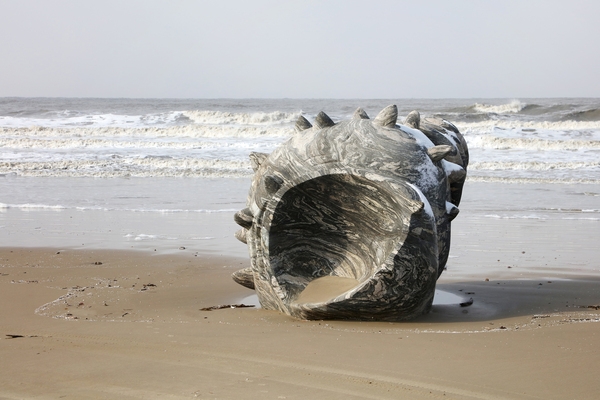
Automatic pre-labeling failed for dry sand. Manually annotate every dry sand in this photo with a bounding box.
[1,247,600,399]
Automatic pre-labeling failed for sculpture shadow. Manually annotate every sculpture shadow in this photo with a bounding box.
[412,277,600,323]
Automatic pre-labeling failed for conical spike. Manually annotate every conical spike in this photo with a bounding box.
[249,152,268,172]
[234,207,253,229]
[447,166,467,184]
[232,267,255,290]
[352,108,370,120]
[419,126,454,147]
[234,228,248,244]
[427,145,454,162]
[423,117,444,126]
[404,110,420,129]
[446,201,460,222]
[441,120,460,134]
[315,111,335,128]
[295,115,312,132]
[373,105,398,128]
[264,174,284,194]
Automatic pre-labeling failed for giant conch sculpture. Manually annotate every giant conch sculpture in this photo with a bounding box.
[232,105,468,321]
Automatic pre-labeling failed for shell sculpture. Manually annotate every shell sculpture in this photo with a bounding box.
[232,105,468,321]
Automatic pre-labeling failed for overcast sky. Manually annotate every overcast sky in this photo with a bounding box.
[1,0,599,98]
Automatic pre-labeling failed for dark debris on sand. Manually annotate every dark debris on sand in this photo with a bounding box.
[200,304,255,311]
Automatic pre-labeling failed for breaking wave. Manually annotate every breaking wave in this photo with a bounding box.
[470,161,600,171]
[0,158,253,178]
[466,136,600,151]
[561,108,600,122]
[0,109,302,129]
[466,176,600,184]
[0,137,281,151]
[0,202,238,213]
[0,125,293,139]
[182,110,300,125]
[472,100,527,114]
[457,120,600,134]
[0,203,67,210]
[2,98,600,183]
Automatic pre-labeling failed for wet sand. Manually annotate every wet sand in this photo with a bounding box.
[2,247,600,399]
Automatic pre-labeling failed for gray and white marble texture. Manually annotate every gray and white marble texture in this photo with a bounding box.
[232,105,468,320]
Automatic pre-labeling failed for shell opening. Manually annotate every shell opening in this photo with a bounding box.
[267,174,415,302]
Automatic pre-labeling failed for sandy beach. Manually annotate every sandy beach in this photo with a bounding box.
[1,214,600,400]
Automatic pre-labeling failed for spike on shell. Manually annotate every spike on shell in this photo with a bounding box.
[264,175,284,194]
[232,267,255,290]
[295,115,312,132]
[447,166,467,184]
[404,110,421,129]
[446,202,460,221]
[353,108,370,120]
[427,145,454,162]
[249,152,268,172]
[441,120,460,134]
[373,105,398,128]
[234,208,253,229]
[315,112,335,128]
[234,228,248,244]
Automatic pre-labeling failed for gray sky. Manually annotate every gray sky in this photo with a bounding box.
[1,0,599,98]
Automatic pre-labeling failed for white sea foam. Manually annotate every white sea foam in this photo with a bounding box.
[124,233,220,242]
[457,120,600,134]
[466,135,600,151]
[1,98,598,184]
[0,203,67,210]
[470,161,600,171]
[0,202,239,213]
[124,233,178,241]
[0,112,185,128]
[473,100,527,114]
[0,125,293,139]
[484,214,546,220]
[0,109,300,129]
[0,137,282,151]
[182,110,300,126]
[484,213,600,221]
[0,158,253,178]
[466,175,600,184]
[130,208,238,214]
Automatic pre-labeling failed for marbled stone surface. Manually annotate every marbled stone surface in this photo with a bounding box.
[233,105,468,320]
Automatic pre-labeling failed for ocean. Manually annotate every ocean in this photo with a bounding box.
[1,98,599,276]
[1,97,599,182]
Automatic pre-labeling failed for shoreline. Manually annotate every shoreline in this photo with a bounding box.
[2,179,599,281]
[2,247,600,399]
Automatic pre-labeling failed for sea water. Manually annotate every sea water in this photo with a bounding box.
[1,98,599,271]
[1,98,599,182]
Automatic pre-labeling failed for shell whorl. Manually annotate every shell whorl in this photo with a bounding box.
[232,104,468,321]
